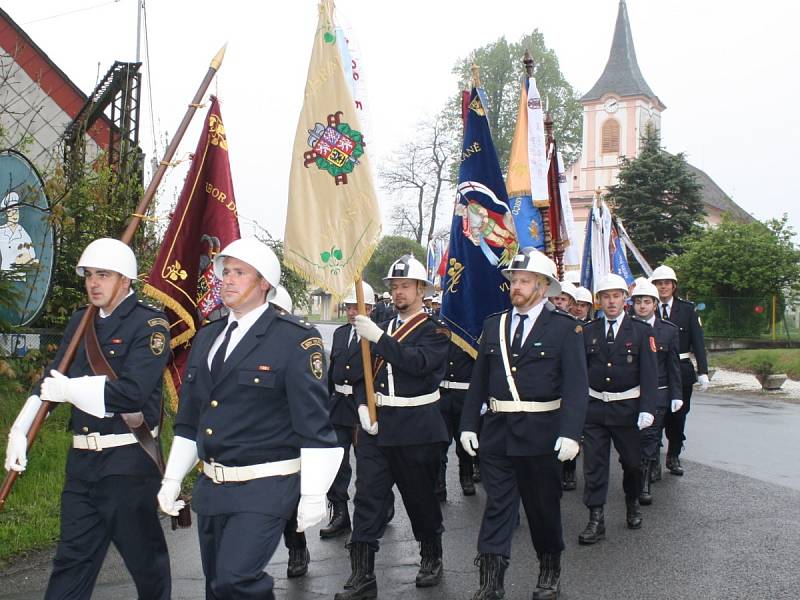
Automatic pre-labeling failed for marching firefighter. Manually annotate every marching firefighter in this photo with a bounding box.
[570,286,595,322]
[4,238,172,600]
[460,248,588,600]
[335,254,450,600]
[650,265,709,476]
[580,273,658,544]
[157,238,341,599]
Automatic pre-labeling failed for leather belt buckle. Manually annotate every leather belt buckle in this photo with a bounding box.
[374,393,384,407]
[602,392,612,403]
[86,432,102,451]
[213,463,225,484]
[489,398,498,412]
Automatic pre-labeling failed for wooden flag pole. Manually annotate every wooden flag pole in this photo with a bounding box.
[354,277,378,423]
[0,45,227,511]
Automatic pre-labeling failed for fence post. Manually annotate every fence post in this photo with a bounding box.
[772,294,777,341]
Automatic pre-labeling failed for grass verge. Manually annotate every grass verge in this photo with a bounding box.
[710,349,800,381]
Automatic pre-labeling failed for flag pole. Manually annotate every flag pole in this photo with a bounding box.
[0,44,227,511]
[354,278,378,423]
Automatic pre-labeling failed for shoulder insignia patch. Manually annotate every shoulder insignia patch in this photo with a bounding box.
[150,331,166,356]
[575,325,583,334]
[301,337,323,350]
[148,317,170,329]
[310,351,324,379]
[649,336,657,353]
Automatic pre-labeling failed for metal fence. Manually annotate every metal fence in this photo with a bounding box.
[0,330,62,359]
[692,296,797,340]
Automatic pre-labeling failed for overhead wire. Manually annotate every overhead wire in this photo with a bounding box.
[21,0,121,26]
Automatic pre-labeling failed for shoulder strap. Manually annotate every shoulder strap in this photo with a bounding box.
[371,311,429,379]
[498,312,522,404]
[84,315,165,474]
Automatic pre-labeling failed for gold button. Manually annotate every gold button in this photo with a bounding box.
[511,367,517,372]
[82,426,89,433]
[109,350,115,355]
[605,377,611,382]
[254,377,260,384]
[607,362,612,368]
[210,400,219,408]
[205,428,213,435]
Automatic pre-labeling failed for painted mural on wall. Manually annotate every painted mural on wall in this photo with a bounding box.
[0,150,54,327]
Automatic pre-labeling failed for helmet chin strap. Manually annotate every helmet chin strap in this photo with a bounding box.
[225,279,265,317]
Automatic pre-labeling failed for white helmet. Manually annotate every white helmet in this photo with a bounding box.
[432,293,442,305]
[595,273,629,298]
[76,238,138,280]
[563,270,581,285]
[343,281,375,305]
[557,280,578,301]
[213,238,281,300]
[501,249,561,297]
[650,265,677,283]
[574,286,594,305]
[381,291,391,300]
[271,285,293,312]
[383,255,433,294]
[631,279,659,300]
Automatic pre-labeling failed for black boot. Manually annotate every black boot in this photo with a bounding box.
[639,461,653,506]
[531,552,561,600]
[286,531,309,578]
[626,496,642,529]
[666,454,684,476]
[435,466,447,502]
[472,553,509,599]
[385,494,395,525]
[460,460,476,496]
[650,457,662,482]
[472,456,482,483]
[320,501,351,539]
[561,459,577,491]
[578,506,605,545]
[415,535,443,587]
[334,542,377,600]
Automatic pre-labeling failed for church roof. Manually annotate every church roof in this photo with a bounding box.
[581,0,662,105]
[685,163,754,223]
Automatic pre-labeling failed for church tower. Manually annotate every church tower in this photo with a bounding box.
[567,0,665,212]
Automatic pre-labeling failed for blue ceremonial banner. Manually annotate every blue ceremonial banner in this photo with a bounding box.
[441,88,518,356]
[580,209,593,291]
[610,224,634,285]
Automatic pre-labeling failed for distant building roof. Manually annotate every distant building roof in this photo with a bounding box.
[685,162,753,223]
[581,0,663,106]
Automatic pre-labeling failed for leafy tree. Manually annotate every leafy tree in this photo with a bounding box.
[670,216,800,336]
[449,31,583,171]
[253,226,310,311]
[362,236,426,293]
[606,125,704,265]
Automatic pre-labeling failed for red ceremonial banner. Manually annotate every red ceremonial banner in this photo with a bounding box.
[143,96,240,406]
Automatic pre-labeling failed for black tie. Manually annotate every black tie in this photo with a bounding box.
[661,303,669,320]
[210,321,238,381]
[606,319,617,343]
[349,329,359,352]
[511,314,528,355]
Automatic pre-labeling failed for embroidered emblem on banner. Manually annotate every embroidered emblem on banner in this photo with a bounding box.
[310,351,324,379]
[303,112,364,185]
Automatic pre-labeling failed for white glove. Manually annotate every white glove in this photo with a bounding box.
[354,314,384,343]
[671,399,684,413]
[4,395,42,472]
[554,437,580,462]
[358,404,378,435]
[460,431,479,457]
[696,374,709,391]
[41,370,107,418]
[480,402,488,416]
[637,412,655,430]
[296,446,345,531]
[158,436,198,516]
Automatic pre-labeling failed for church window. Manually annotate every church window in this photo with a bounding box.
[601,119,620,154]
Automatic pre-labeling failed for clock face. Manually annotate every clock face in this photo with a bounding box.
[604,98,619,113]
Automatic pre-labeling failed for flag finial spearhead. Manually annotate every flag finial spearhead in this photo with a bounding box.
[210,44,227,71]
[471,63,481,88]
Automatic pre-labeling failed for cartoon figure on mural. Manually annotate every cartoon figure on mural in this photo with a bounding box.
[0,191,37,271]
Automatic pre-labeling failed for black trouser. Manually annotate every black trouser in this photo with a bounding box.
[582,423,641,507]
[477,453,564,557]
[665,383,693,455]
[438,388,471,471]
[45,475,170,600]
[283,509,305,550]
[641,389,669,462]
[352,436,444,547]
[198,511,287,599]
[327,424,354,505]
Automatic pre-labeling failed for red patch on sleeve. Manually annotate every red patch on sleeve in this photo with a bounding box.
[649,336,657,353]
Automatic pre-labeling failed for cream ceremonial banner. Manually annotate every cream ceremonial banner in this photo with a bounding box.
[284,0,381,298]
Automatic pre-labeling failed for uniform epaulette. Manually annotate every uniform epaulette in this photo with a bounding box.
[631,316,653,327]
[586,316,603,325]
[427,314,449,327]
[484,309,507,321]
[137,298,163,313]
[675,296,695,307]
[276,310,314,330]
[658,318,679,328]
[334,322,351,333]
[552,308,578,320]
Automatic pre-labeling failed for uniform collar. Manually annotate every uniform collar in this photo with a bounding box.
[99,289,135,319]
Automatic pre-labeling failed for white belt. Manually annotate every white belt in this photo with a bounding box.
[334,383,354,395]
[375,390,440,407]
[72,426,159,451]
[202,457,301,484]
[679,352,693,360]
[440,380,470,390]
[589,387,640,402]
[489,397,561,413]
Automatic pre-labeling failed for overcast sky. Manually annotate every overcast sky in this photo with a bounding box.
[7,0,800,241]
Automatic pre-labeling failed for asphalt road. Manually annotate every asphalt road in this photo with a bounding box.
[2,385,799,599]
